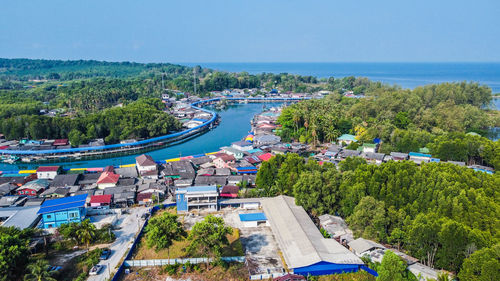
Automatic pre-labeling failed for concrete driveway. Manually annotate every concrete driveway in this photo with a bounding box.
[88,206,149,281]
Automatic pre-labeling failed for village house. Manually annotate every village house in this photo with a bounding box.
[390,152,408,161]
[89,194,112,209]
[231,141,253,151]
[408,152,432,164]
[96,171,120,189]
[38,194,88,228]
[176,186,219,212]
[36,166,61,180]
[17,179,49,196]
[221,147,245,160]
[220,185,239,198]
[135,154,158,177]
[337,134,357,146]
[253,134,281,146]
[213,153,236,169]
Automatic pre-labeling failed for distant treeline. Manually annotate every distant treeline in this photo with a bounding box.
[277,82,500,169]
[0,99,181,145]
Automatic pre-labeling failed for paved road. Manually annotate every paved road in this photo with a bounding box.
[88,206,149,281]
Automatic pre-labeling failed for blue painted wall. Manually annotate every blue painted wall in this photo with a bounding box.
[176,193,187,211]
[41,207,86,228]
[293,261,361,276]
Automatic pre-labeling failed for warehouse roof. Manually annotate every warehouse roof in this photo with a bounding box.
[348,238,386,254]
[262,195,363,269]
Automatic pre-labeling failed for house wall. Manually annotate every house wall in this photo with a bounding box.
[37,171,58,180]
[176,193,188,212]
[41,207,85,228]
[17,189,39,196]
[136,164,157,174]
[97,182,116,189]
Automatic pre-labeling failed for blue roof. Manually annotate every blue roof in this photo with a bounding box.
[236,167,258,170]
[38,194,87,214]
[186,186,218,193]
[247,149,262,154]
[430,158,441,162]
[239,213,267,221]
[409,152,432,158]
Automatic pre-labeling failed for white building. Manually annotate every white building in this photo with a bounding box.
[36,166,60,180]
[135,154,157,176]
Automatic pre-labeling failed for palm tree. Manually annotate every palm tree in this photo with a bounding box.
[24,259,56,281]
[77,219,96,249]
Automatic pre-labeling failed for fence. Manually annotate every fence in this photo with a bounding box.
[249,273,286,280]
[109,203,176,281]
[124,256,245,267]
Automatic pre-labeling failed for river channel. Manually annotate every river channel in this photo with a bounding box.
[0,102,283,171]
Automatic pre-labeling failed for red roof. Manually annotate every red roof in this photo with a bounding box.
[37,166,60,172]
[214,153,236,162]
[221,185,239,197]
[53,139,68,146]
[258,153,273,162]
[137,192,152,201]
[0,146,8,150]
[97,172,120,184]
[90,194,112,204]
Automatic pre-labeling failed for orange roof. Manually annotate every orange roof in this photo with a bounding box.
[96,172,119,184]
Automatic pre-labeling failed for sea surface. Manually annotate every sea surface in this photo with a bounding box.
[187,62,500,94]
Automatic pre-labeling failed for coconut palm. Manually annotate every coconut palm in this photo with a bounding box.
[77,219,96,248]
[24,259,56,281]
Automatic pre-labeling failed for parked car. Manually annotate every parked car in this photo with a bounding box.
[100,248,111,260]
[89,264,103,275]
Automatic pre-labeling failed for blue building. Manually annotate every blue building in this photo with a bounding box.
[37,194,88,228]
[175,186,218,212]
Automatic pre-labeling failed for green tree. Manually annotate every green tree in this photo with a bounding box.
[347,196,387,241]
[458,244,500,281]
[186,215,232,265]
[377,251,407,281]
[0,227,33,281]
[76,219,96,248]
[144,212,186,259]
[24,259,56,281]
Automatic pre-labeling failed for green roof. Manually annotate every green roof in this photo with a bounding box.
[338,134,358,142]
[419,147,430,153]
[362,143,377,148]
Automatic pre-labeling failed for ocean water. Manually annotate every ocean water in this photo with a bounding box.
[187,62,500,94]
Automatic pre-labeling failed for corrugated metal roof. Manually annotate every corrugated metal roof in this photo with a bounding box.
[239,213,267,221]
[37,193,87,214]
[262,195,363,269]
[186,186,218,193]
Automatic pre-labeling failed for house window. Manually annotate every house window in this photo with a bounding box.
[46,214,52,219]
[69,212,76,218]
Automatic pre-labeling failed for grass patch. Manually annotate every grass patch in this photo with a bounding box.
[133,227,244,259]
[57,248,102,281]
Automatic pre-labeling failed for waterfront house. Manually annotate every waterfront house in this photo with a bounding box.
[36,166,61,180]
[221,147,245,160]
[89,195,112,209]
[53,139,69,146]
[337,134,357,146]
[96,171,120,189]
[17,179,49,196]
[231,141,253,151]
[136,154,158,176]
[114,166,138,178]
[253,134,281,146]
[38,194,88,228]
[176,186,219,212]
[51,174,80,188]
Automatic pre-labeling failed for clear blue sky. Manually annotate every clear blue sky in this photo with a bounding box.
[1,0,499,63]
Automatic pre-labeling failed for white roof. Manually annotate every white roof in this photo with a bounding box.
[262,195,363,269]
[348,238,386,254]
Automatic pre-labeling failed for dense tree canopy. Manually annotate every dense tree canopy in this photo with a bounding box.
[255,153,499,274]
[0,227,33,281]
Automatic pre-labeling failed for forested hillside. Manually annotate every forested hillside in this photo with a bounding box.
[255,154,500,277]
[277,82,500,169]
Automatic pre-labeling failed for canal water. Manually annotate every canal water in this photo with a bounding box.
[0,102,283,170]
